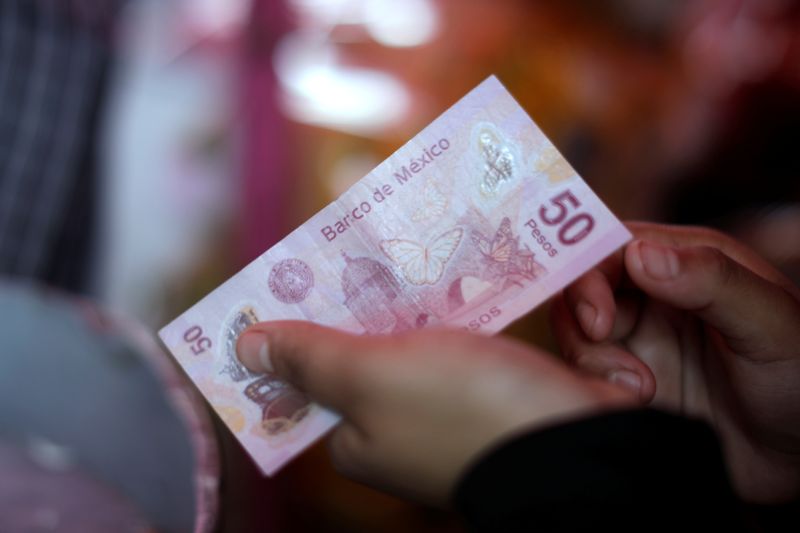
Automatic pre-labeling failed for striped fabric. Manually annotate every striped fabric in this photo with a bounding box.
[0,0,120,292]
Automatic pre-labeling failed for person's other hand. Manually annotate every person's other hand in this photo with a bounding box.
[552,222,800,503]
[237,323,634,506]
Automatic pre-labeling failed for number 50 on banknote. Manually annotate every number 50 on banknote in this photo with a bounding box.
[159,76,631,475]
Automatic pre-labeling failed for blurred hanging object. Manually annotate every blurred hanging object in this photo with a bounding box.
[681,0,797,96]
[0,0,126,293]
[362,0,438,47]
[274,0,421,136]
[274,33,410,136]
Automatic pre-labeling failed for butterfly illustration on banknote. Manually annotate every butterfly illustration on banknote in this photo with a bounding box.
[411,181,448,223]
[471,217,545,286]
[380,227,463,285]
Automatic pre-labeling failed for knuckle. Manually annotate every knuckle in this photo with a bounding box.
[563,283,583,311]
[327,425,367,476]
[268,332,308,383]
[703,246,737,288]
[565,271,596,302]
[550,294,571,326]
[270,324,364,389]
[559,346,577,364]
[571,349,597,369]
[691,225,729,244]
[325,348,363,391]
[559,341,583,365]
[677,224,734,250]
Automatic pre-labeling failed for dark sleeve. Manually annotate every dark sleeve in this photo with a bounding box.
[454,409,754,532]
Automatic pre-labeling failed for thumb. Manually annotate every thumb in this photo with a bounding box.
[625,239,800,358]
[236,321,366,410]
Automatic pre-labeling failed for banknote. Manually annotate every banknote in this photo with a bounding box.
[159,76,632,476]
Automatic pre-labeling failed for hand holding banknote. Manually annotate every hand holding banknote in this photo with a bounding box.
[552,222,800,503]
[237,321,635,505]
[159,77,633,475]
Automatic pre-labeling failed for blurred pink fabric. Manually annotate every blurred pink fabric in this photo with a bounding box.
[239,0,295,264]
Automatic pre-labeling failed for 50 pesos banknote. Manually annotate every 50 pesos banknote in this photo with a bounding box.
[159,76,631,475]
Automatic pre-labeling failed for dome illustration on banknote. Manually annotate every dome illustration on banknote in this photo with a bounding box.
[340,252,432,334]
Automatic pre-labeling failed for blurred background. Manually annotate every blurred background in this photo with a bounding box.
[1,0,799,531]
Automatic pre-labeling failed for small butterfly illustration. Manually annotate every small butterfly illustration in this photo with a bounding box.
[380,227,463,286]
[471,218,544,282]
[471,217,517,263]
[412,181,448,223]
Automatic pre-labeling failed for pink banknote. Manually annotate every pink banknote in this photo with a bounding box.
[159,76,632,475]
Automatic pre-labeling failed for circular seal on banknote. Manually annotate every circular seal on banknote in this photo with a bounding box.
[268,258,314,304]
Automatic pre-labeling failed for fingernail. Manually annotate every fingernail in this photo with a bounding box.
[575,300,597,337]
[609,369,642,396]
[638,241,680,280]
[237,332,272,373]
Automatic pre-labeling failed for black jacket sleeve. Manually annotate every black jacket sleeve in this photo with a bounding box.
[454,409,753,532]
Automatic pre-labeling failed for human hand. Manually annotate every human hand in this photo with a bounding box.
[237,323,634,506]
[552,222,800,503]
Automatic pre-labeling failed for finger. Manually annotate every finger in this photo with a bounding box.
[559,222,675,342]
[627,221,800,299]
[551,296,657,401]
[565,220,796,342]
[625,239,800,358]
[608,291,643,342]
[562,243,631,341]
[237,320,371,410]
[564,269,617,341]
[562,262,641,342]
[326,423,370,480]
